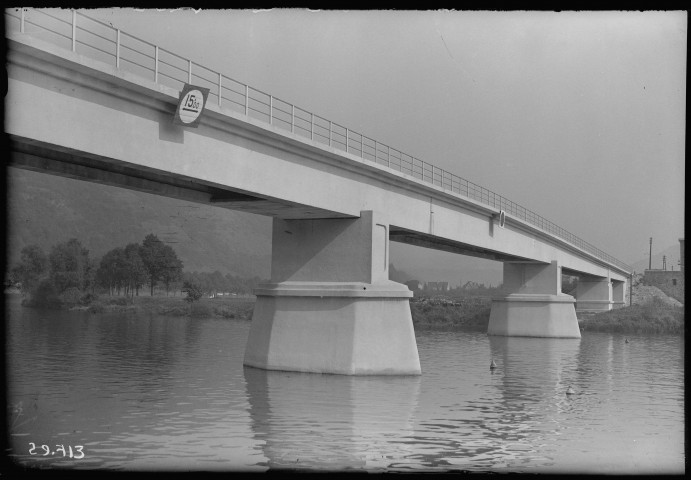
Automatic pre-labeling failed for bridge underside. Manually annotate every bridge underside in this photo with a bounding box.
[389,227,527,263]
[9,135,354,221]
[6,32,630,375]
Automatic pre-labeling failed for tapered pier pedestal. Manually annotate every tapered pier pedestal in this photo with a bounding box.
[244,281,420,375]
[243,211,421,375]
[488,293,580,338]
[488,261,581,338]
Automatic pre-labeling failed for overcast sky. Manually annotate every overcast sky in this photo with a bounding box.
[76,9,686,282]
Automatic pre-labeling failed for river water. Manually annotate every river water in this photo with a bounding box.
[4,294,684,473]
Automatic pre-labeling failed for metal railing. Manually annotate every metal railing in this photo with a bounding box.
[5,7,632,273]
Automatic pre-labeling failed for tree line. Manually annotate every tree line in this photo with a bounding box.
[7,233,261,306]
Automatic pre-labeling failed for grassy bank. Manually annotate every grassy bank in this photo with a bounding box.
[410,298,491,330]
[18,291,684,335]
[73,295,256,320]
[579,297,684,335]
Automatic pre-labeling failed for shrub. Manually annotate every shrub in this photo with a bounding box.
[60,287,83,306]
[190,302,212,318]
[159,304,190,316]
[108,297,131,306]
[87,301,106,314]
[80,292,99,305]
[214,306,236,318]
[213,302,255,320]
[183,281,203,303]
[30,279,62,308]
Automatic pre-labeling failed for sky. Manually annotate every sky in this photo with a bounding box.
[31,9,689,284]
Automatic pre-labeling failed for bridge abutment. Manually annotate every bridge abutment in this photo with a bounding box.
[243,211,421,375]
[488,261,581,338]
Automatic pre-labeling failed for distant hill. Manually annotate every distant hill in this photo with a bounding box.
[4,168,502,287]
[5,167,272,278]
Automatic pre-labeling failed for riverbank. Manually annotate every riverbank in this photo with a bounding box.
[8,288,683,335]
[578,297,684,334]
[15,293,259,320]
[89,295,257,319]
[410,297,491,330]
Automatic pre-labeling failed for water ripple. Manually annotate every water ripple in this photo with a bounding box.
[4,298,684,473]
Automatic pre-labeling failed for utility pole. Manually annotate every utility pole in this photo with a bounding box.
[630,272,633,306]
[663,255,667,270]
[649,237,653,270]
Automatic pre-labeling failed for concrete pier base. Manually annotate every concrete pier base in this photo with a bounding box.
[243,210,421,375]
[487,293,581,338]
[488,260,581,338]
[244,281,420,375]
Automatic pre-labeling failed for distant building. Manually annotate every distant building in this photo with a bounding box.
[425,281,449,292]
[643,238,684,303]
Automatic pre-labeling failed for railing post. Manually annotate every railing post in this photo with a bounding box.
[346,128,349,153]
[71,10,77,52]
[115,29,120,69]
[269,96,273,125]
[328,122,332,147]
[387,146,390,168]
[291,104,294,133]
[244,85,249,116]
[20,8,25,33]
[310,113,314,140]
[218,73,222,107]
[188,60,192,84]
[154,46,158,83]
[360,134,363,158]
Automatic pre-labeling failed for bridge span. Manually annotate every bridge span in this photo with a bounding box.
[5,9,632,375]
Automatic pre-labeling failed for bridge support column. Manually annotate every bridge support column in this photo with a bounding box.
[488,261,580,338]
[575,277,613,312]
[611,280,626,309]
[243,210,421,375]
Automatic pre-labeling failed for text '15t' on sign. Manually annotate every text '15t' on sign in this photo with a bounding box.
[173,84,210,128]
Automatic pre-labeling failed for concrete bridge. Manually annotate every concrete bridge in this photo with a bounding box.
[5,9,631,375]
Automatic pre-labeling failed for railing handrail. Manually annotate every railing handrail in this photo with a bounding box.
[5,7,632,273]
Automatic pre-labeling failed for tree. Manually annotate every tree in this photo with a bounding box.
[182,281,203,303]
[123,243,147,297]
[48,238,93,294]
[96,247,126,295]
[160,250,183,296]
[139,234,183,296]
[11,244,48,296]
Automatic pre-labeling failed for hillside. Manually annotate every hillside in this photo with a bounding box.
[5,167,272,278]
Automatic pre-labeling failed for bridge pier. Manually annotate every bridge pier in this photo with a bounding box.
[611,280,626,309]
[575,277,611,312]
[243,211,421,375]
[488,261,581,338]
[575,277,626,312]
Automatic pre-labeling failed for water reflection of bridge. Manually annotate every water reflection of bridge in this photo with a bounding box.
[244,367,420,470]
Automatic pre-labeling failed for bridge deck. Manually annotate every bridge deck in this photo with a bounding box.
[5,8,632,276]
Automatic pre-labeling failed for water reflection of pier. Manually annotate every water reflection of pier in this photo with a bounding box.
[244,367,420,470]
[479,336,582,469]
